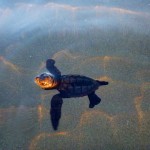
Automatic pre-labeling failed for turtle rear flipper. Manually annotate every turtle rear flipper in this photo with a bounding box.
[50,94,63,130]
[88,92,101,108]
[46,59,61,77]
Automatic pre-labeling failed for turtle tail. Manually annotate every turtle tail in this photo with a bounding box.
[96,80,109,86]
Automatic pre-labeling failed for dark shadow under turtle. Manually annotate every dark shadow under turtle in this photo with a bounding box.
[34,59,109,130]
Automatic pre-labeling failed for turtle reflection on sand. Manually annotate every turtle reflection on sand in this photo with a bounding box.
[34,59,109,130]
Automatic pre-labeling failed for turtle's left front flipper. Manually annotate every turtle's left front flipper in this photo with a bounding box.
[50,94,63,130]
[88,92,101,108]
[46,59,61,77]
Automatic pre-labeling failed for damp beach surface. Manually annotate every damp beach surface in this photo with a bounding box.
[0,1,150,150]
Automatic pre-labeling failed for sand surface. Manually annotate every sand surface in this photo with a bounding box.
[0,1,150,150]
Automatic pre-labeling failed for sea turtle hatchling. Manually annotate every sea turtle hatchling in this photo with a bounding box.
[34,59,108,130]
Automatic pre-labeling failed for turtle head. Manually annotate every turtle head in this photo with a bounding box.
[34,72,59,89]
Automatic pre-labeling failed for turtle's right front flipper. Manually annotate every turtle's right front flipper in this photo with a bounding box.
[46,59,61,77]
[50,94,63,130]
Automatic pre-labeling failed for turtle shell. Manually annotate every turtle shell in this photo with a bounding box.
[57,75,99,98]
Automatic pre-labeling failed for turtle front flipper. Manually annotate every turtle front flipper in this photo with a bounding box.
[46,59,61,77]
[88,92,101,108]
[50,94,63,130]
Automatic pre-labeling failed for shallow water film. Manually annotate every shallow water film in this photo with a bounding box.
[0,0,150,150]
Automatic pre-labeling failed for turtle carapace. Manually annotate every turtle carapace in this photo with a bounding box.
[34,59,108,130]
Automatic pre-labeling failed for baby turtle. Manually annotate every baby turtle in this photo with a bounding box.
[35,59,108,130]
